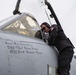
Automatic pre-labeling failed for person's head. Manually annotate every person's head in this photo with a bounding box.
[40,22,51,33]
[35,30,42,39]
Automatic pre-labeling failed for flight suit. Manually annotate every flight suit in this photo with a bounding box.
[48,24,74,75]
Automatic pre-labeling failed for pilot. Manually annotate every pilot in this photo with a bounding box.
[35,30,49,43]
[40,22,74,75]
[35,30,42,39]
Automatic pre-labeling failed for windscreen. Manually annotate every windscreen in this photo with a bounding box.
[2,14,40,38]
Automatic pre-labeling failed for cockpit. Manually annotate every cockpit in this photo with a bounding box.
[1,13,40,38]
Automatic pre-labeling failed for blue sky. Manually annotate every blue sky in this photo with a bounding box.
[0,0,76,54]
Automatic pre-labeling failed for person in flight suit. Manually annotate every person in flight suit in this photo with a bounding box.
[40,22,74,75]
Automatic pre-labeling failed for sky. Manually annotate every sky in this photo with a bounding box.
[0,0,76,55]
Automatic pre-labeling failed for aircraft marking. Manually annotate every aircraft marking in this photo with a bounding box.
[0,37,42,55]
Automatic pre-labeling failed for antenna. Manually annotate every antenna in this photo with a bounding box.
[13,0,21,15]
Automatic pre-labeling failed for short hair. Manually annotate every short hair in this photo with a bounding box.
[40,22,51,28]
[35,30,42,39]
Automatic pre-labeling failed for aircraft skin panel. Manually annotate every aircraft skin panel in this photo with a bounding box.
[0,32,58,75]
[0,12,58,75]
[0,37,10,75]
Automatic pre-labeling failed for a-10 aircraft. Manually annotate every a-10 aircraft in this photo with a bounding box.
[0,0,76,75]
